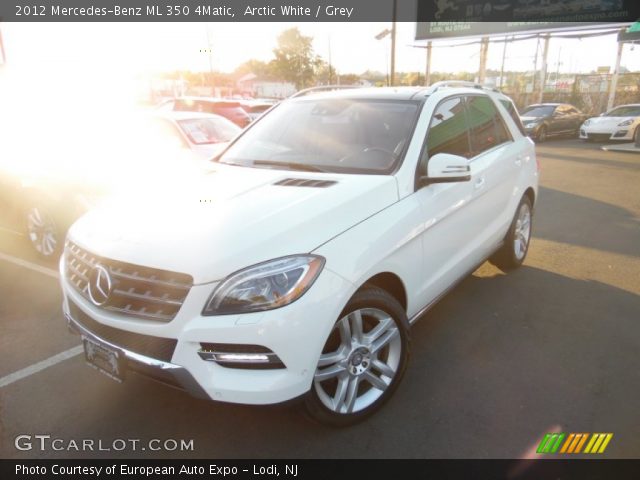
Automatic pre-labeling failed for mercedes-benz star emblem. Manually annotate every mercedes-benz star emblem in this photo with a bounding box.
[88,264,112,306]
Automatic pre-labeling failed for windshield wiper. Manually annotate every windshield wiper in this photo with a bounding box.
[253,161,329,173]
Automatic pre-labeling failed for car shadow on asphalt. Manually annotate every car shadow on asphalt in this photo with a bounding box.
[534,186,640,258]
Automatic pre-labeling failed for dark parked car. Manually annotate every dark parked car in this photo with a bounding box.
[158,97,252,128]
[520,103,588,142]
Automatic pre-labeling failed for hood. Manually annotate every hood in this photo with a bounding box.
[584,116,636,127]
[190,142,229,160]
[68,164,398,284]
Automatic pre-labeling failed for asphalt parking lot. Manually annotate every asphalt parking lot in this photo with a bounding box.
[0,139,638,459]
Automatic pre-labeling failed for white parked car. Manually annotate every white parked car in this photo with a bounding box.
[60,83,539,425]
[579,104,640,143]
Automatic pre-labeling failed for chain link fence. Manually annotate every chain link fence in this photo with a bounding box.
[504,73,640,115]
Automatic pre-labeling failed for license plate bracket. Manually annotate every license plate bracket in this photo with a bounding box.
[83,337,125,383]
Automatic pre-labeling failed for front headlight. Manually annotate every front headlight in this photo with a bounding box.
[617,119,633,127]
[203,255,325,315]
[583,119,592,126]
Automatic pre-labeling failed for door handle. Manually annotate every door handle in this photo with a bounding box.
[474,177,485,189]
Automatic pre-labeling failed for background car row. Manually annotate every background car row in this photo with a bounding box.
[520,102,640,143]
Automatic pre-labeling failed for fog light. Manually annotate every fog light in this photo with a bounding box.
[197,343,285,369]
[214,353,270,363]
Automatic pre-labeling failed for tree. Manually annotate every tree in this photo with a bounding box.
[271,28,322,89]
[234,59,273,79]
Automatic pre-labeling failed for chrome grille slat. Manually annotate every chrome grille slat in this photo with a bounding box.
[64,241,192,323]
[111,288,183,306]
[102,307,173,321]
[108,269,191,289]
[67,262,89,282]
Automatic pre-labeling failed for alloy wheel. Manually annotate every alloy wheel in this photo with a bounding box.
[314,307,402,414]
[26,207,59,257]
[513,202,531,261]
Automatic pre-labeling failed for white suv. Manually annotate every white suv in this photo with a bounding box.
[60,84,538,426]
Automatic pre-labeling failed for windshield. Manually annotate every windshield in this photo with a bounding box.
[218,98,420,174]
[522,105,555,117]
[605,106,640,117]
[177,117,240,145]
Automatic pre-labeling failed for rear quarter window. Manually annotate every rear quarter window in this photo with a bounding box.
[500,98,526,136]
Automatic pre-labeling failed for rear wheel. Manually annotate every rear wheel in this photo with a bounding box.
[490,196,533,271]
[304,286,410,426]
[634,125,640,147]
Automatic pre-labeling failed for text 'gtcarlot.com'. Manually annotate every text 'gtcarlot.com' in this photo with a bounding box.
[14,434,194,452]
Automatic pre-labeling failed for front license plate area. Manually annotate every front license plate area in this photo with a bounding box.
[83,337,125,383]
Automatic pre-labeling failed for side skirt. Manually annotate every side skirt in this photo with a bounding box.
[408,240,504,326]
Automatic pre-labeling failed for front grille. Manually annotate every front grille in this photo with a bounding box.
[65,241,193,322]
[586,133,612,142]
[69,301,177,362]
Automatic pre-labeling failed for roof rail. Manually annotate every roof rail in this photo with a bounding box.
[430,80,501,93]
[289,85,363,99]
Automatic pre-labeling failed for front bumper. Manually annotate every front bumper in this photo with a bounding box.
[61,266,354,405]
[65,309,209,399]
[579,127,632,141]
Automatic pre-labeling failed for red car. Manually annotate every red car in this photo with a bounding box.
[158,97,252,128]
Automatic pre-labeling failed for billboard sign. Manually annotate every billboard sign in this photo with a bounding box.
[416,0,637,40]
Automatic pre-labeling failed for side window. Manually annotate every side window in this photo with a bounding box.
[466,95,510,156]
[500,99,526,136]
[425,96,472,160]
[554,106,566,116]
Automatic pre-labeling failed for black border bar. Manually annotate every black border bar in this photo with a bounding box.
[1,0,639,22]
[3,459,640,480]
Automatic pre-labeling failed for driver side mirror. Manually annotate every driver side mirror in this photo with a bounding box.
[419,153,471,186]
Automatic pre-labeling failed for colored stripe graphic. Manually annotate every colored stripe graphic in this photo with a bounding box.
[584,434,613,454]
[540,433,613,454]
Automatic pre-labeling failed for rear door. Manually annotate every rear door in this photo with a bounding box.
[463,94,522,259]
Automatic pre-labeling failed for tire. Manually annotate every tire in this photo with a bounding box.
[490,195,533,271]
[304,285,410,426]
[24,204,63,259]
[535,126,547,143]
[634,126,640,147]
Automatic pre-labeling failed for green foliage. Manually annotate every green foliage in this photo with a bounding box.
[270,28,323,89]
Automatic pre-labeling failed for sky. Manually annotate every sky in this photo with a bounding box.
[2,22,638,78]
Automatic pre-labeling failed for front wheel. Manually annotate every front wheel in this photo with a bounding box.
[490,196,533,271]
[536,126,547,143]
[304,286,410,426]
[25,205,62,259]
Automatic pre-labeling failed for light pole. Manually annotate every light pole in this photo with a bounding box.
[375,28,392,86]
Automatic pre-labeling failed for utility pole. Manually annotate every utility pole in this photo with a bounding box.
[607,30,625,111]
[424,41,432,86]
[537,34,550,104]
[328,35,333,84]
[499,36,508,89]
[478,37,489,84]
[390,0,397,86]
[205,26,214,96]
[532,35,540,95]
